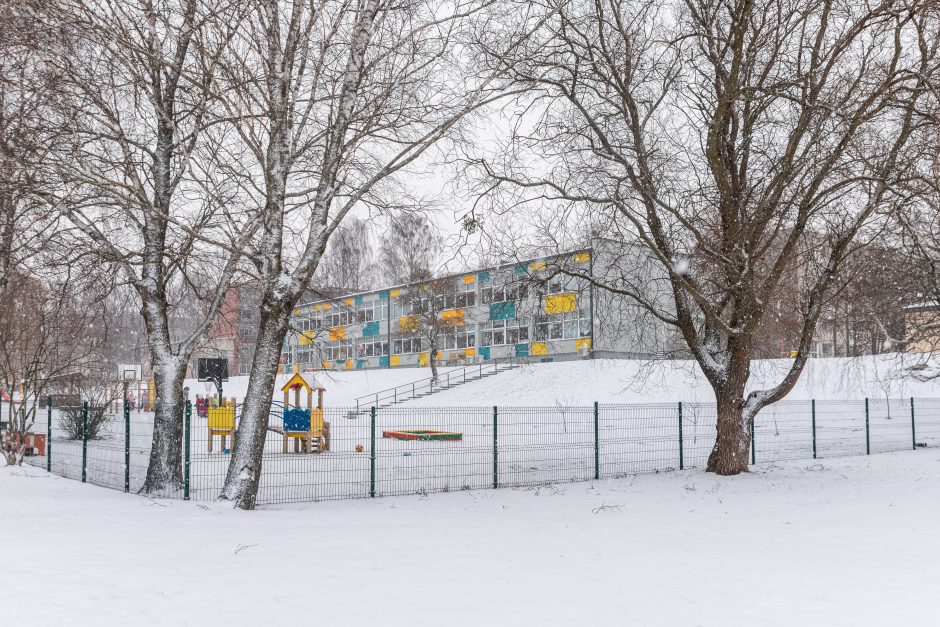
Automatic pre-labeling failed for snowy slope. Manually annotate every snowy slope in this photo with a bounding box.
[4,450,940,626]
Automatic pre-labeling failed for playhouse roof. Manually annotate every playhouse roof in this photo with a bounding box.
[281,372,313,392]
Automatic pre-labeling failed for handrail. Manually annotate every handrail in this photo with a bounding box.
[354,357,518,411]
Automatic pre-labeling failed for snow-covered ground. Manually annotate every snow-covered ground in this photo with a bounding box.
[184,355,940,407]
[5,449,940,626]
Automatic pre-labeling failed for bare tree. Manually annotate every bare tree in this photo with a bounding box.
[379,213,443,285]
[41,0,257,493]
[0,272,108,465]
[217,0,514,509]
[317,216,377,292]
[475,0,940,474]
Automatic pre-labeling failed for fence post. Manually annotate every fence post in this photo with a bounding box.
[183,400,191,500]
[811,399,817,460]
[492,406,498,489]
[593,401,600,480]
[46,396,52,472]
[750,418,756,465]
[910,397,916,451]
[81,401,88,483]
[865,397,870,455]
[124,399,130,493]
[678,401,684,471]
[369,406,376,498]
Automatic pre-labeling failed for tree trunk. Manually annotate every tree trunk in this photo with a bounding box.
[706,395,752,475]
[429,338,439,385]
[140,358,186,494]
[218,302,292,509]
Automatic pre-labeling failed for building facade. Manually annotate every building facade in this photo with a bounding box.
[281,242,674,373]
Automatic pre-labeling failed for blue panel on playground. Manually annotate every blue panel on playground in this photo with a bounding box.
[354,295,364,306]
[479,346,491,360]
[362,320,381,337]
[378,290,389,300]
[379,355,390,367]
[490,301,515,320]
[283,407,311,432]
[515,343,529,357]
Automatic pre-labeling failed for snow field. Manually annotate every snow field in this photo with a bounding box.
[5,449,940,626]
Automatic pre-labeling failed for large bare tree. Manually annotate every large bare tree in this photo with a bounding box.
[474,0,940,473]
[216,0,517,509]
[42,0,257,493]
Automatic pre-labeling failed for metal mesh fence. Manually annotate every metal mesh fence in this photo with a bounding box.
[18,396,940,506]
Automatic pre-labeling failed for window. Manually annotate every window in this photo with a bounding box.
[535,310,589,341]
[356,339,389,357]
[442,329,476,350]
[393,337,423,354]
[357,297,389,323]
[481,318,529,346]
[481,276,526,305]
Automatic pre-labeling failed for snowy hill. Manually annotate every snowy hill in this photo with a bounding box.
[184,355,940,407]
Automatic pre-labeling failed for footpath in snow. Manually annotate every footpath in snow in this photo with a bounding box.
[3,448,940,626]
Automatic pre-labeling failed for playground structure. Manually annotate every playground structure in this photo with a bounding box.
[207,399,236,453]
[268,373,330,453]
[383,429,463,441]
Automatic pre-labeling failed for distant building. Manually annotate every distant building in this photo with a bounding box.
[903,303,940,354]
[281,241,677,372]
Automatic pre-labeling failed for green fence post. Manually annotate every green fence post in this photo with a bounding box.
[678,401,684,471]
[369,406,376,498]
[184,400,191,500]
[124,400,130,493]
[46,396,52,472]
[910,397,916,451]
[750,418,756,465]
[81,401,88,483]
[593,401,600,480]
[492,406,499,489]
[811,399,817,460]
[865,398,870,455]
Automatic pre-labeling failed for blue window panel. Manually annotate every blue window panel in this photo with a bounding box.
[354,295,364,306]
[356,359,367,369]
[489,301,516,320]
[362,320,381,337]
[378,290,389,300]
[515,343,529,357]
[477,271,491,282]
[379,355,390,367]
[514,265,527,275]
[479,346,491,360]
[283,407,311,432]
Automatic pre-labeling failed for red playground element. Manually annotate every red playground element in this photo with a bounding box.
[382,430,463,441]
[1,432,46,456]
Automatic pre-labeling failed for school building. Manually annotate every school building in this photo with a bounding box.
[280,240,676,373]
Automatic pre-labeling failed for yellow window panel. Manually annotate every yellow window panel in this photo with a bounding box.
[321,303,331,310]
[345,359,354,369]
[545,292,577,314]
[463,274,476,284]
[343,298,353,305]
[321,360,331,370]
[531,342,548,356]
[464,348,476,357]
[399,315,420,332]
[292,364,300,373]
[418,352,429,366]
[390,289,401,297]
[575,338,592,351]
[293,309,301,316]
[328,326,346,341]
[313,304,321,311]
[298,331,316,346]
[529,260,546,272]
[390,355,401,367]
[441,308,465,326]
[574,251,591,263]
[436,351,443,360]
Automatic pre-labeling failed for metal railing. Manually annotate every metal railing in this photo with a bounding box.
[353,358,519,411]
